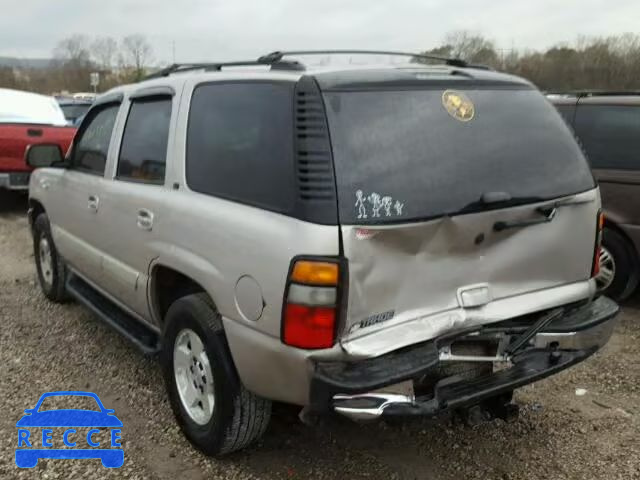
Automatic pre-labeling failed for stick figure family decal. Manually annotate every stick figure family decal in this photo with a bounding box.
[355,190,405,219]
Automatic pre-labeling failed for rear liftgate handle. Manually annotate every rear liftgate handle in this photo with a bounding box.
[137,209,154,231]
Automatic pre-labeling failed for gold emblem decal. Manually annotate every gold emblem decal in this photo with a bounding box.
[442,90,475,122]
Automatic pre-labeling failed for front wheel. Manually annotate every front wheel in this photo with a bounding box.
[32,213,68,302]
[161,293,271,456]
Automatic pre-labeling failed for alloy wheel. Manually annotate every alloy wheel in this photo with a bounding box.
[173,328,215,425]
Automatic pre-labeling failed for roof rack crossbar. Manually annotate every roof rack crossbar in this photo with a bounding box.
[144,49,471,81]
[145,59,305,79]
[546,90,640,97]
[257,50,469,68]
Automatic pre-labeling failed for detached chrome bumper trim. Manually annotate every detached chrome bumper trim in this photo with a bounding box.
[333,393,415,421]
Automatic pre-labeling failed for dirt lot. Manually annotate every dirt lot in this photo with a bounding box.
[0,190,638,480]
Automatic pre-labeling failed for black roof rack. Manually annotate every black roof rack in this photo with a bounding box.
[144,49,471,81]
[547,90,640,97]
[258,50,469,68]
[144,59,305,80]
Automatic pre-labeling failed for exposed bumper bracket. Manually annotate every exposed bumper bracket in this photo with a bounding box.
[504,307,564,355]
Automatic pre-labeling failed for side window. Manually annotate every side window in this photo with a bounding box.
[72,104,119,175]
[117,97,172,184]
[186,82,295,213]
[575,105,640,170]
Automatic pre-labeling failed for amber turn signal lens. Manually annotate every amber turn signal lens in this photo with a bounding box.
[291,260,339,286]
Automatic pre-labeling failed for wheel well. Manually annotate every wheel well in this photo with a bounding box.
[28,199,46,228]
[603,218,640,265]
[151,265,207,324]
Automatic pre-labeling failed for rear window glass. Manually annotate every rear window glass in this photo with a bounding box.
[60,104,91,122]
[186,82,295,213]
[324,88,595,224]
[574,105,640,170]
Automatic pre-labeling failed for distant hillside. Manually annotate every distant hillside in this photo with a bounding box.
[0,57,53,69]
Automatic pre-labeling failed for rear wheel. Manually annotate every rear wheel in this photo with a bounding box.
[33,214,67,302]
[596,228,638,301]
[162,293,271,456]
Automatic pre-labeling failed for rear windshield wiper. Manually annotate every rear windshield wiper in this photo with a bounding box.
[493,206,557,232]
[493,194,595,232]
[456,192,544,215]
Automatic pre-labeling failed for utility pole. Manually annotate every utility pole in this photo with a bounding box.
[90,72,100,93]
[172,41,176,64]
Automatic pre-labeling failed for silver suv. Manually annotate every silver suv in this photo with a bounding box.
[25,50,619,456]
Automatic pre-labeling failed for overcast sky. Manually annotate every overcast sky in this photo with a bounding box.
[1,0,638,63]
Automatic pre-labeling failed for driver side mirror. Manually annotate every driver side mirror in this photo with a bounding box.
[25,144,65,168]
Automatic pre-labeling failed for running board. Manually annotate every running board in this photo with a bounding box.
[66,273,160,355]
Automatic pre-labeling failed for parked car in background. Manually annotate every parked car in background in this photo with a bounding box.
[57,98,93,126]
[0,88,75,190]
[72,92,97,102]
[549,92,640,300]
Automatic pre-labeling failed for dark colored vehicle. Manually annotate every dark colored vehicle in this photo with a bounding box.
[550,92,640,300]
[0,88,75,190]
[57,98,93,126]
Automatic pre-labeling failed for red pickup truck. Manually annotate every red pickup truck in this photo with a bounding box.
[0,88,76,190]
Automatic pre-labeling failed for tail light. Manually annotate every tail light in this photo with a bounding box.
[282,258,345,349]
[591,210,604,277]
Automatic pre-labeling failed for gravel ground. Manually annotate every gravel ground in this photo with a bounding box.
[0,190,639,480]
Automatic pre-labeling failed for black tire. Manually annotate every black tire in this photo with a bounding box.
[600,227,639,301]
[161,293,271,456]
[32,213,68,302]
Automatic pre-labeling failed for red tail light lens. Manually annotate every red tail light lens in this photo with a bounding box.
[283,304,336,349]
[282,258,343,349]
[592,248,601,277]
[591,210,604,277]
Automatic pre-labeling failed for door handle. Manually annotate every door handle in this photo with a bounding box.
[137,209,154,231]
[88,195,99,212]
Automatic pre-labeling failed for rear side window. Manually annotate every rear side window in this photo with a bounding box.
[117,97,172,184]
[186,82,295,213]
[72,104,119,175]
[574,105,640,170]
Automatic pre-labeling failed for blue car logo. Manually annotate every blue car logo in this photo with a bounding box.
[16,391,123,468]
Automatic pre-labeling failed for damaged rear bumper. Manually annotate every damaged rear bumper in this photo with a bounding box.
[310,296,619,420]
